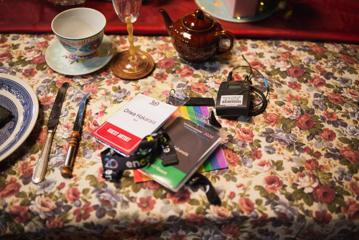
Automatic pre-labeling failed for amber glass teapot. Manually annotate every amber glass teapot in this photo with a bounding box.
[160,8,234,62]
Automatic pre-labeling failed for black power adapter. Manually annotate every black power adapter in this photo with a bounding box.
[215,70,268,119]
[215,78,251,119]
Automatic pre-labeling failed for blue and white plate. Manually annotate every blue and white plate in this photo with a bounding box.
[0,74,39,161]
[45,35,114,76]
[195,0,276,23]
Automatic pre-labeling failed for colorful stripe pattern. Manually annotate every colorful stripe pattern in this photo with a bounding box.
[200,147,227,172]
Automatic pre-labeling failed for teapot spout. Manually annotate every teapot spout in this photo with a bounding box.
[159,8,173,33]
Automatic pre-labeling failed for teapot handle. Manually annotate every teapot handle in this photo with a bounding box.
[216,31,234,54]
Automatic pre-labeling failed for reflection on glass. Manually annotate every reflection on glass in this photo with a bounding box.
[112,0,141,23]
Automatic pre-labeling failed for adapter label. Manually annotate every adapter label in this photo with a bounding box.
[220,95,243,106]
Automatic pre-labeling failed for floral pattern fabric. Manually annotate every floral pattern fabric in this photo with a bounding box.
[0,34,358,240]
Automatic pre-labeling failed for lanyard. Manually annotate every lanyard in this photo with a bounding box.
[100,130,221,205]
[101,130,174,180]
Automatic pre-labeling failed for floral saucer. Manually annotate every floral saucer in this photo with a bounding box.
[45,36,114,76]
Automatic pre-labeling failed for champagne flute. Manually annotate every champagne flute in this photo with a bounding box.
[111,0,155,80]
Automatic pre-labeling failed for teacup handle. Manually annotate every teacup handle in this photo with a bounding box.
[216,31,234,54]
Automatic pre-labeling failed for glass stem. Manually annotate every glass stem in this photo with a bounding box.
[126,17,136,59]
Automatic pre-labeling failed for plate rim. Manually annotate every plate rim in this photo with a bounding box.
[195,0,277,23]
[45,35,114,76]
[0,73,39,161]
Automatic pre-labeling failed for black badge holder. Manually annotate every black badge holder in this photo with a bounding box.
[167,89,215,107]
[167,89,221,128]
[184,97,215,106]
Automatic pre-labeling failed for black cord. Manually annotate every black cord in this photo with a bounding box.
[228,55,270,117]
[250,86,268,116]
[231,55,270,95]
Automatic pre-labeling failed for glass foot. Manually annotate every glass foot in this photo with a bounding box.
[111,49,155,80]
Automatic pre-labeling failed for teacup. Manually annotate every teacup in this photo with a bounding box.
[51,7,106,57]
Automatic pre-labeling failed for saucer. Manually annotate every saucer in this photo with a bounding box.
[45,36,114,76]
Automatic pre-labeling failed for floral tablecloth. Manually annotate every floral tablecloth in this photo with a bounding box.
[0,34,358,240]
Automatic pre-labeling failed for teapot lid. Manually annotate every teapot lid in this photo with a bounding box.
[182,9,214,31]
